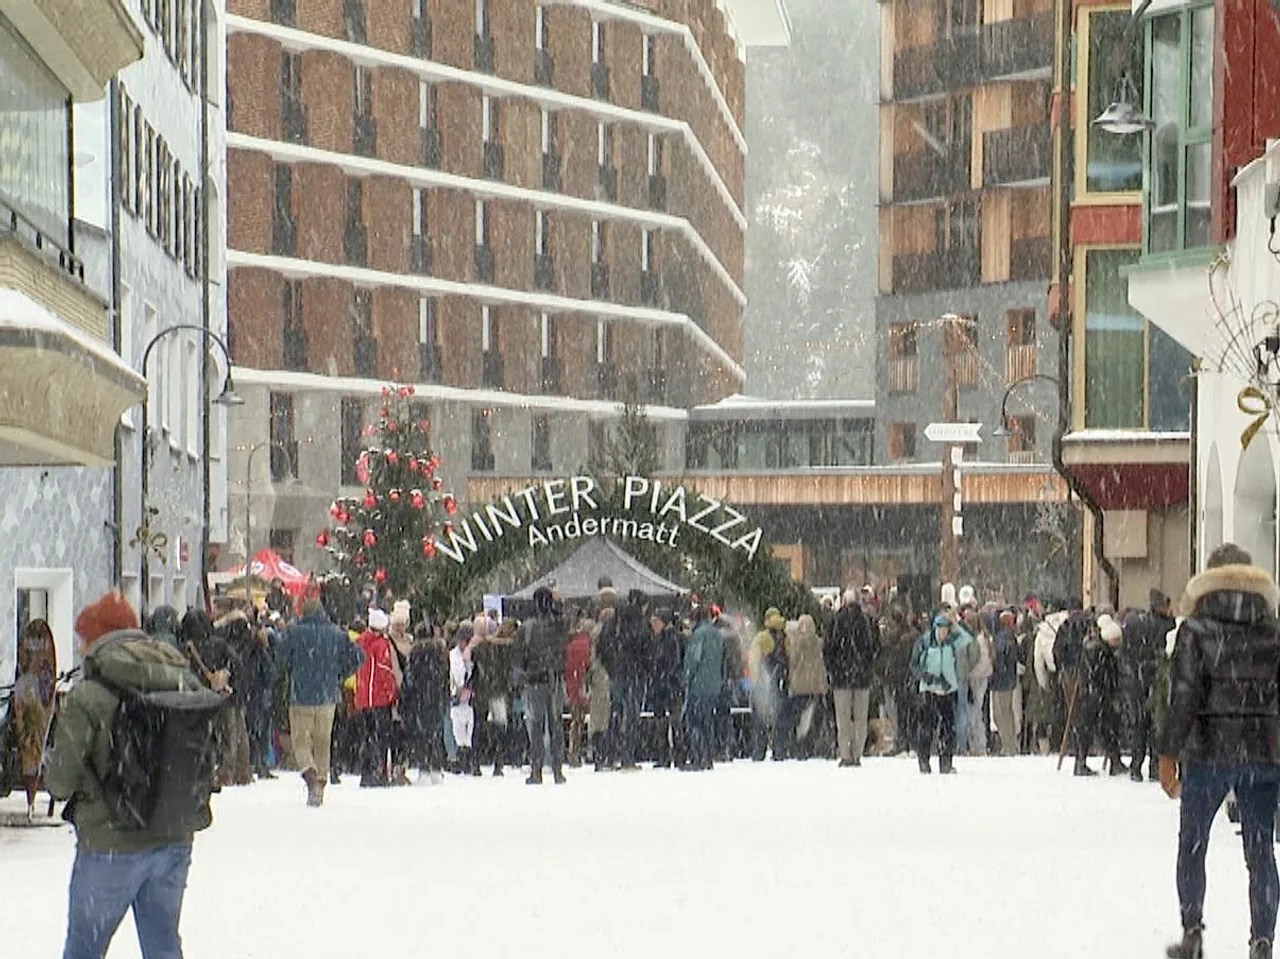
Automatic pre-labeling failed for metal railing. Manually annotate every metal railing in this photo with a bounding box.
[1005,343,1036,383]
[0,198,85,283]
[886,355,918,394]
[983,124,1051,187]
[982,15,1053,80]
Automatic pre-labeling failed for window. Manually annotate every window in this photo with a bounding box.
[475,199,487,247]
[119,284,135,428]
[412,0,431,56]
[340,398,363,485]
[418,298,440,382]
[282,53,305,142]
[536,6,546,49]
[643,34,656,76]
[144,126,155,234]
[597,122,612,168]
[475,0,488,35]
[345,179,366,264]
[353,288,375,377]
[532,415,552,472]
[143,303,159,430]
[648,134,662,176]
[888,322,917,357]
[269,530,296,565]
[1146,5,1213,253]
[1006,308,1035,346]
[419,81,437,130]
[540,313,559,391]
[273,164,294,255]
[591,221,604,264]
[541,313,556,358]
[1082,248,1191,430]
[482,95,494,141]
[472,408,495,471]
[888,422,917,462]
[1005,308,1036,381]
[269,393,297,480]
[887,323,918,395]
[593,21,605,63]
[118,89,133,215]
[1006,415,1036,460]
[412,187,430,272]
[343,0,366,43]
[482,306,502,388]
[283,280,306,370]
[536,211,551,257]
[541,109,552,154]
[1082,9,1142,193]
[184,338,199,456]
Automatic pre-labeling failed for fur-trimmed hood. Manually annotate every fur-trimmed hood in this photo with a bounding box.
[1181,564,1280,620]
[214,609,250,630]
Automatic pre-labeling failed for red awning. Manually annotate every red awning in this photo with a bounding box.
[225,548,310,597]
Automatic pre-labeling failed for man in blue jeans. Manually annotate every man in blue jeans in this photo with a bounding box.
[48,591,217,959]
[1161,543,1280,959]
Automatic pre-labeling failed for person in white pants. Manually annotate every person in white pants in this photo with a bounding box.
[449,624,476,774]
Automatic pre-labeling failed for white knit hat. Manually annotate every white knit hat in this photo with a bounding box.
[1097,614,1123,646]
[368,608,390,632]
[390,599,411,627]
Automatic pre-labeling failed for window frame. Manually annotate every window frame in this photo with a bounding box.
[1074,4,1144,203]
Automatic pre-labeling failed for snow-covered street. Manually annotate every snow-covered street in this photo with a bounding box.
[0,757,1266,958]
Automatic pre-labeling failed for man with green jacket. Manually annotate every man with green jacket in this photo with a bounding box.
[48,590,214,959]
[684,607,727,770]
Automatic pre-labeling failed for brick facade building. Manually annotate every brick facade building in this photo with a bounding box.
[222,0,768,573]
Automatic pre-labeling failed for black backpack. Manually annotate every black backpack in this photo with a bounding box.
[94,680,227,833]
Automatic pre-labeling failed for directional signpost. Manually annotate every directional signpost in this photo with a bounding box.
[926,421,983,588]
[924,422,983,445]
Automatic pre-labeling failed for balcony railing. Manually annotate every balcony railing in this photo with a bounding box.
[886,355,918,394]
[894,147,970,202]
[1010,235,1052,282]
[1005,342,1036,383]
[894,33,980,99]
[891,246,980,294]
[951,350,979,389]
[982,15,1053,80]
[1006,450,1036,466]
[983,125,1051,187]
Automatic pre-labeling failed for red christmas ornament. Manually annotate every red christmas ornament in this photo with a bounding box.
[443,494,457,515]
[329,502,342,520]
[407,385,416,396]
[362,530,377,548]
[354,550,367,566]
[397,386,411,399]
[410,490,425,509]
[363,490,377,509]
[431,477,443,491]
[336,509,350,526]
[374,567,387,584]
[407,457,418,472]
[429,455,441,470]
[316,530,330,548]
[386,450,399,466]
[421,536,436,558]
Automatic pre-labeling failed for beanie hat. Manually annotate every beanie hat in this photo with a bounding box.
[940,583,958,607]
[1098,614,1123,646]
[763,607,785,631]
[391,599,411,627]
[958,585,977,608]
[75,590,139,647]
[368,608,390,632]
[1149,589,1170,610]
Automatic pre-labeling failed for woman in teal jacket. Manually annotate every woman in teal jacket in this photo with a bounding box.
[910,614,974,774]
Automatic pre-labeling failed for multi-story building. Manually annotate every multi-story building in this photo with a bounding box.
[876,0,1057,469]
[1052,0,1197,608]
[111,0,230,614]
[222,0,789,573]
[1124,0,1280,580]
[0,5,145,675]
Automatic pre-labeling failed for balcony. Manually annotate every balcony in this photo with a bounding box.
[1010,235,1053,282]
[543,151,561,191]
[534,253,554,290]
[541,355,560,393]
[474,244,493,282]
[894,148,970,202]
[982,15,1053,81]
[648,174,667,211]
[1005,343,1036,383]
[283,96,307,144]
[535,49,553,86]
[411,16,431,57]
[891,246,980,294]
[598,165,618,202]
[983,125,1051,187]
[640,270,659,306]
[271,0,296,25]
[354,113,376,158]
[474,33,495,73]
[893,34,980,100]
[343,225,367,266]
[951,349,979,389]
[886,355,918,394]
[1006,450,1037,466]
[591,62,610,99]
[418,342,441,383]
[591,263,610,299]
[421,127,440,168]
[482,349,504,389]
[12,0,144,101]
[271,213,295,256]
[411,235,431,274]
[484,141,504,180]
[283,324,307,371]
[641,75,660,112]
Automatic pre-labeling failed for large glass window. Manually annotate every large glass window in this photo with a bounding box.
[1083,249,1191,430]
[1083,9,1142,193]
[1145,4,1214,253]
[0,16,70,244]
[683,419,876,471]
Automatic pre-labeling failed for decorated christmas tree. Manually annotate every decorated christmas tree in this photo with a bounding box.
[315,384,457,604]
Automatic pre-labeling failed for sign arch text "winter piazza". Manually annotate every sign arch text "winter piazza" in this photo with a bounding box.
[436,475,764,564]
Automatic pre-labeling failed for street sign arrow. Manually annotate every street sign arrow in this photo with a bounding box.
[924,421,983,444]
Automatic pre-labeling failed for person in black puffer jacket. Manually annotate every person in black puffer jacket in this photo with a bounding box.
[1123,590,1177,782]
[823,591,880,766]
[1161,543,1280,959]
[517,588,571,784]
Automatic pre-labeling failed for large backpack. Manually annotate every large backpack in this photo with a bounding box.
[94,678,227,833]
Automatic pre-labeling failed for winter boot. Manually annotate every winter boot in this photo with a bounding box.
[1130,762,1145,783]
[1074,757,1097,777]
[553,767,567,785]
[526,766,543,785]
[918,757,932,774]
[592,733,607,772]
[315,781,326,807]
[329,767,342,785]
[493,758,504,777]
[471,749,483,777]
[301,768,321,807]
[939,757,956,775]
[1165,925,1203,959]
[1251,938,1273,959]
[1107,754,1129,776]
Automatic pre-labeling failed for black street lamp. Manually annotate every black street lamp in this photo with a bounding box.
[992,374,1062,437]
[137,325,243,613]
[1092,0,1156,136]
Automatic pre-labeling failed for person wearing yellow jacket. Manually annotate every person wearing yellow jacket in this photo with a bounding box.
[748,608,788,761]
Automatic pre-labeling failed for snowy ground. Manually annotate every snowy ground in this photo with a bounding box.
[0,757,1265,958]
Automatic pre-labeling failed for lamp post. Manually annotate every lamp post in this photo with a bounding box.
[138,325,243,614]
[992,374,1062,439]
[1091,0,1156,135]
[241,440,300,607]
